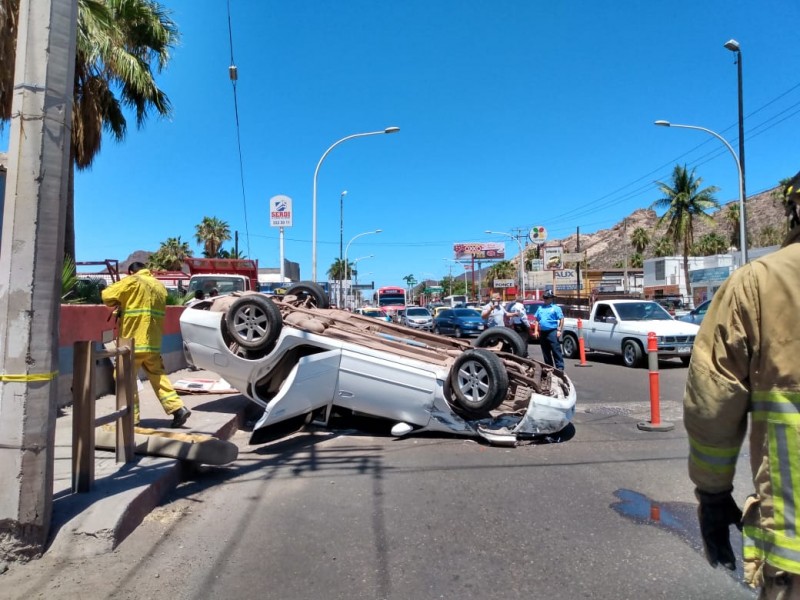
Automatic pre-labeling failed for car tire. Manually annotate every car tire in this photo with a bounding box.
[449,349,509,417]
[225,294,283,352]
[455,326,463,339]
[433,325,441,335]
[473,327,527,357]
[680,356,691,367]
[622,340,644,368]
[561,333,579,359]
[285,281,330,309]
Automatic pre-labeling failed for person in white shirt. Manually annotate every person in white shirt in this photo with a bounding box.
[508,294,531,346]
[481,293,508,328]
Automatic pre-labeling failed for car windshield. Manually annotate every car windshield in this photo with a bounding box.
[453,308,480,317]
[614,302,674,321]
[362,309,384,318]
[406,307,430,316]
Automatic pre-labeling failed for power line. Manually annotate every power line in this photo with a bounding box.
[226,0,251,257]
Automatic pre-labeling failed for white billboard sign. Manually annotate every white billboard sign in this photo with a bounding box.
[543,245,563,270]
[493,279,515,288]
[270,195,293,227]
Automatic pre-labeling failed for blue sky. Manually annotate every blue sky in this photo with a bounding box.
[3,1,799,290]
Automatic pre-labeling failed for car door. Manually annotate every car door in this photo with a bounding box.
[586,303,618,352]
[436,309,454,334]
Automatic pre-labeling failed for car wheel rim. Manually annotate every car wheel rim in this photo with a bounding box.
[455,360,489,405]
[232,305,268,343]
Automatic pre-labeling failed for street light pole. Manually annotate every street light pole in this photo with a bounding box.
[347,255,373,309]
[338,190,347,308]
[724,39,747,241]
[345,230,382,308]
[442,258,453,295]
[485,230,526,297]
[654,120,747,264]
[312,127,399,282]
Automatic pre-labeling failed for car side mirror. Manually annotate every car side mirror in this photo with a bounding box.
[606,316,618,325]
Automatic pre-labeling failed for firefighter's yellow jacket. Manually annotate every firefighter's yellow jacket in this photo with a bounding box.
[101,269,167,354]
[684,227,800,585]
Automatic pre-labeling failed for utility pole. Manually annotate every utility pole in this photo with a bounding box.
[623,218,629,293]
[0,0,78,560]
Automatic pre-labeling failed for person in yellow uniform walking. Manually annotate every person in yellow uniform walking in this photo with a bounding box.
[102,262,191,428]
[684,171,800,598]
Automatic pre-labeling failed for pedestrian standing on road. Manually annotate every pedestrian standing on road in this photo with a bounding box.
[481,293,508,328]
[508,293,531,347]
[683,170,800,597]
[102,262,191,428]
[532,291,564,370]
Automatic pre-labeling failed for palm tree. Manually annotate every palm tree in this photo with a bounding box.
[195,217,231,258]
[629,252,644,268]
[327,258,354,281]
[724,203,741,250]
[653,236,674,257]
[652,165,719,291]
[759,225,783,247]
[630,227,650,254]
[485,260,516,291]
[1,0,179,262]
[694,232,729,256]
[148,236,192,270]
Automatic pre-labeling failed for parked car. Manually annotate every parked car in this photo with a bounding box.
[433,308,486,338]
[180,284,577,446]
[402,306,434,331]
[678,299,711,325]
[653,296,690,318]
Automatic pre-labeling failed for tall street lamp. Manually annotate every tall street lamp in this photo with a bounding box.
[724,39,747,230]
[347,255,373,308]
[654,120,747,264]
[485,230,526,297]
[345,230,382,307]
[311,127,400,282]
[338,190,347,307]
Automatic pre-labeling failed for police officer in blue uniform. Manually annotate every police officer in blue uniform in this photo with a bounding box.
[532,291,564,370]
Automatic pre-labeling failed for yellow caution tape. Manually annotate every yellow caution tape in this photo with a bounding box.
[0,371,59,382]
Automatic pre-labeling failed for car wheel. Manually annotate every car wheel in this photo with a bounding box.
[561,333,579,359]
[455,326,463,339]
[225,294,283,352]
[433,325,441,335]
[473,327,527,356]
[285,281,330,309]
[680,356,691,367]
[449,349,509,417]
[622,340,644,368]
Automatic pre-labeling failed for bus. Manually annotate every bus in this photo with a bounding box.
[442,294,468,307]
[373,286,407,319]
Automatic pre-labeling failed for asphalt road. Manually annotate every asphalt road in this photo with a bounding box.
[1,353,757,600]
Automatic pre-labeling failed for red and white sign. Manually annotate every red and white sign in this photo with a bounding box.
[270,195,293,227]
[453,242,505,260]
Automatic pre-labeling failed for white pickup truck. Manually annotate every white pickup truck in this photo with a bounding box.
[560,299,701,368]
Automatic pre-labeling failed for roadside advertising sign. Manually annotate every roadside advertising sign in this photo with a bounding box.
[531,258,544,272]
[453,242,505,260]
[562,252,585,263]
[554,269,578,291]
[529,271,553,289]
[543,245,563,270]
[269,195,293,227]
[529,226,547,244]
[493,279,515,288]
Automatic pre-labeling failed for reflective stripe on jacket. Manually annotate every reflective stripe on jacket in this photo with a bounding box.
[101,269,167,353]
[684,227,800,584]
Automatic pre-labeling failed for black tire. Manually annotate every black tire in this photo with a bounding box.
[455,326,463,339]
[449,349,509,417]
[433,325,442,335]
[680,356,692,367]
[622,340,644,368]
[225,294,283,352]
[562,333,579,359]
[473,327,527,356]
[285,281,330,309]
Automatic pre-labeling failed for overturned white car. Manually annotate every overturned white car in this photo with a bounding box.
[179,283,577,446]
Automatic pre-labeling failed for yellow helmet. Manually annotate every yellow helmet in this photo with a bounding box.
[784,171,800,229]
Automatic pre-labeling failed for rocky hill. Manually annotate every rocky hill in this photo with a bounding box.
[551,185,785,269]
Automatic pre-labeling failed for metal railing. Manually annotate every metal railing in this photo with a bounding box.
[71,337,136,493]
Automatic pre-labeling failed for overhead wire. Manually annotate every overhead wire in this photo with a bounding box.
[226,0,251,257]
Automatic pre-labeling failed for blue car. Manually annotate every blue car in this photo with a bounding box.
[433,308,486,338]
[678,299,711,325]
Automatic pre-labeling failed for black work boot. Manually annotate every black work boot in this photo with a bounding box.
[170,407,191,428]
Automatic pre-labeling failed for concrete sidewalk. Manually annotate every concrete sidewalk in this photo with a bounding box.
[47,368,252,559]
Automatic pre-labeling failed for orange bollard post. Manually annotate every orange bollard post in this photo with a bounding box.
[575,317,592,367]
[637,331,674,431]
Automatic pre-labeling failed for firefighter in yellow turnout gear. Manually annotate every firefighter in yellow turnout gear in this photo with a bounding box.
[684,171,800,597]
[102,262,191,428]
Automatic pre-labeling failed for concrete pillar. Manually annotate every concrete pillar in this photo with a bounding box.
[0,0,77,560]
